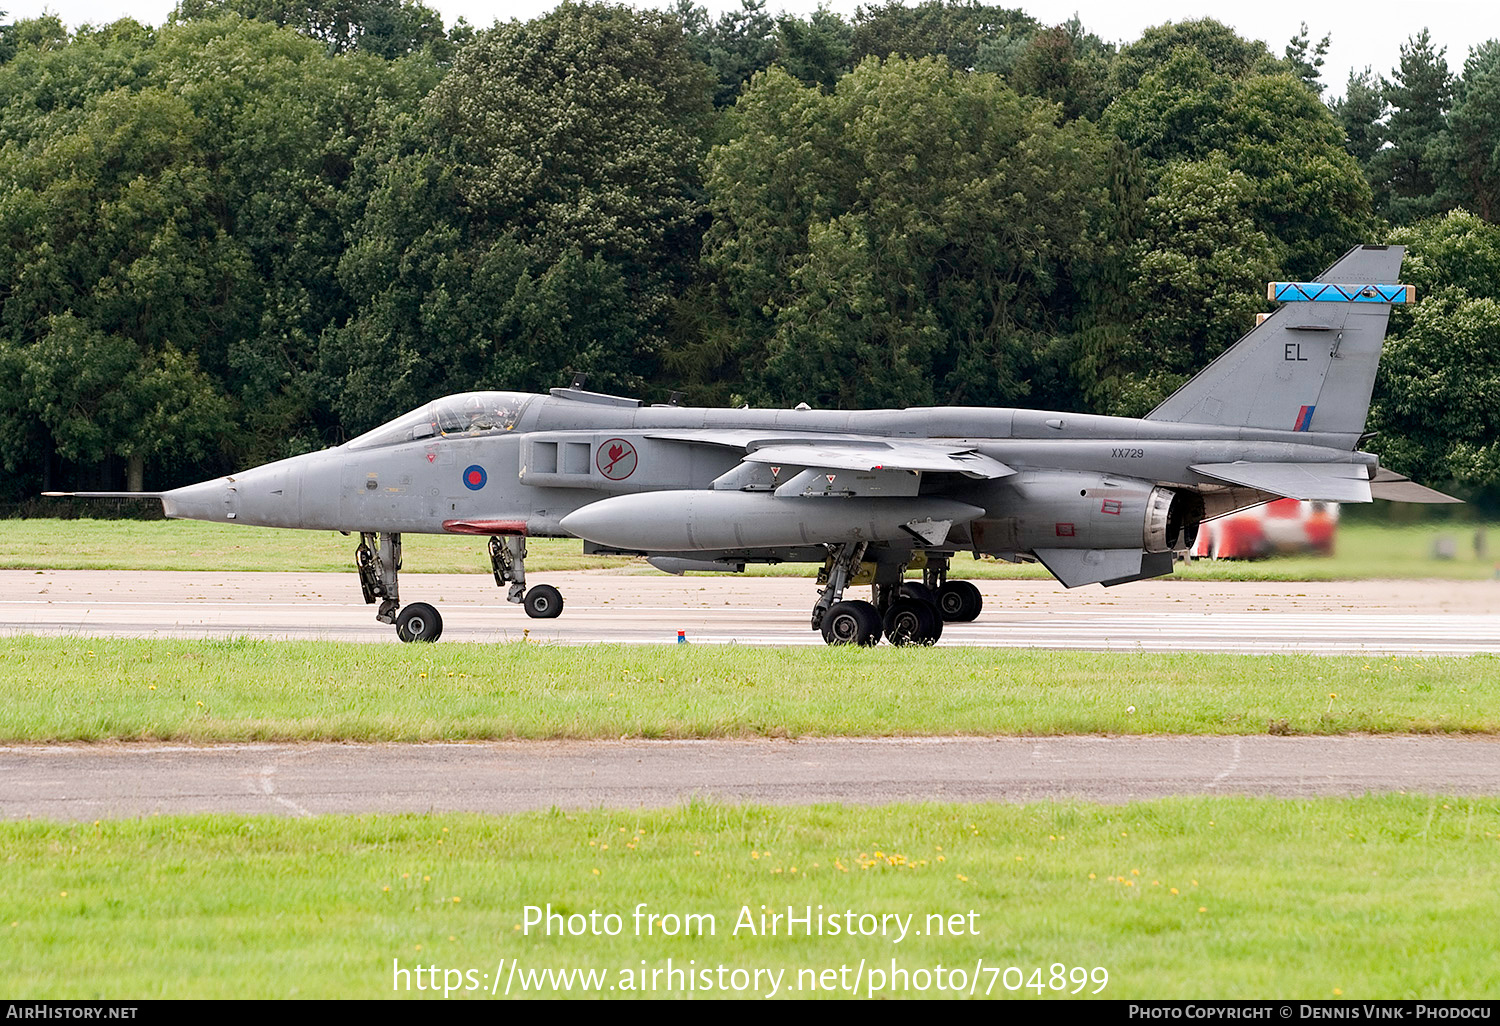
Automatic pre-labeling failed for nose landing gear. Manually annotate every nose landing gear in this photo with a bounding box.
[357,532,446,642]
[490,534,565,618]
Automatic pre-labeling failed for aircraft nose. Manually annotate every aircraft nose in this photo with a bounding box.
[161,452,315,527]
[161,477,237,522]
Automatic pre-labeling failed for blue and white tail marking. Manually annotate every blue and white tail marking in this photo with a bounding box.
[1268,282,1415,304]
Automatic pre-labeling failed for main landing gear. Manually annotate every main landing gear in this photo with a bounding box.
[812,545,983,647]
[355,531,567,643]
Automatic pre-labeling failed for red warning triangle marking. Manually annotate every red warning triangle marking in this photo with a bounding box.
[771,466,780,476]
[826,474,836,483]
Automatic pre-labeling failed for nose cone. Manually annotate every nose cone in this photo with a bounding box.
[162,452,316,528]
[161,477,236,522]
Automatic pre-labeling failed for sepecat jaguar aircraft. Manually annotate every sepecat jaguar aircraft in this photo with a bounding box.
[48,244,1457,644]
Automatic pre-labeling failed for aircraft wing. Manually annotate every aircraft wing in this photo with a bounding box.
[645,430,1013,480]
[743,442,1013,479]
[1190,462,1372,503]
[645,429,804,449]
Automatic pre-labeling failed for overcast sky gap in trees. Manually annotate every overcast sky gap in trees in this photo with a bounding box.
[6,0,1491,101]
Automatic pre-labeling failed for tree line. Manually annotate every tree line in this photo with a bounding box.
[0,0,1496,502]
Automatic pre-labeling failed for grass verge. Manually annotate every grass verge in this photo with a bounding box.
[0,519,635,574]
[3,798,1498,998]
[2,637,1495,741]
[3,518,1498,580]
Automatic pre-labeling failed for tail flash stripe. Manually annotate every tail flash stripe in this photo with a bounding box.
[1294,405,1316,431]
[1269,282,1414,304]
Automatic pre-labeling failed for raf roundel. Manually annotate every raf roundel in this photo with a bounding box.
[462,464,487,491]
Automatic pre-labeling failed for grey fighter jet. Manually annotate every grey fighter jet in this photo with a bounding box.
[48,244,1457,645]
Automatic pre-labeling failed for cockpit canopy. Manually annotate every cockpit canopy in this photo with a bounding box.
[344,392,534,449]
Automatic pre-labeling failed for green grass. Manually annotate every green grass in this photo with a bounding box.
[2,637,1495,742]
[3,798,1498,998]
[0,518,636,573]
[2,518,1497,580]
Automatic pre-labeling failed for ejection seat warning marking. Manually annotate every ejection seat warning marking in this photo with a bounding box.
[598,439,638,481]
[463,465,487,490]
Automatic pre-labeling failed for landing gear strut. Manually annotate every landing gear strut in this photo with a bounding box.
[489,534,564,619]
[813,542,881,645]
[357,532,443,642]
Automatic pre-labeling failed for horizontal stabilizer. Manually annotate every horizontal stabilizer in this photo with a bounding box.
[1033,548,1175,589]
[1191,462,1372,503]
[1369,468,1463,504]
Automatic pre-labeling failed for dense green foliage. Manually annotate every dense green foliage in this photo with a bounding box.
[0,1,1495,498]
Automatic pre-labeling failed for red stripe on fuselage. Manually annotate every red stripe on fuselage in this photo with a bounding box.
[443,519,528,535]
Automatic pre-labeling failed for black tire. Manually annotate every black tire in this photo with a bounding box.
[899,581,937,604]
[883,597,940,646]
[395,602,443,643]
[852,600,884,642]
[523,584,564,619]
[821,600,882,646]
[936,580,983,622]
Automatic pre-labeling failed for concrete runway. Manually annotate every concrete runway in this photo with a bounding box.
[2,569,1499,654]
[5,736,1500,820]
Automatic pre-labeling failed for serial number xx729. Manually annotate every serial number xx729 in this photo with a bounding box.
[1111,448,1145,459]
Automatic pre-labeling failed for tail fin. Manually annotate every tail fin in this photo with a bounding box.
[1146,245,1408,445]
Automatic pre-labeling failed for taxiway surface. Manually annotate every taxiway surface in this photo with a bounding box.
[5,736,1499,820]
[2,570,1498,655]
